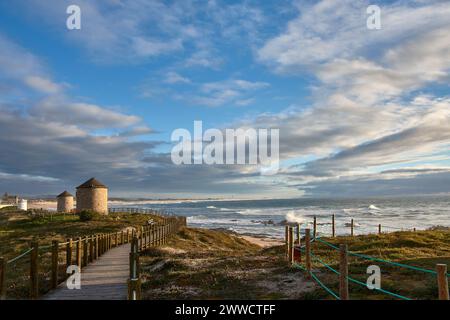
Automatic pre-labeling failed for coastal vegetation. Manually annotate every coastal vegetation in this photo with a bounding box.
[139,228,311,299]
[1,206,449,300]
[139,227,450,300]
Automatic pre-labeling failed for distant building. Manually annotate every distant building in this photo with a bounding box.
[57,191,74,213]
[76,178,108,215]
[18,199,27,211]
[1,193,19,205]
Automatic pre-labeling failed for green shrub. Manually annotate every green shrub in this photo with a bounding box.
[78,210,97,221]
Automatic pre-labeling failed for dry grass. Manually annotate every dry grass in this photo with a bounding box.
[140,227,315,300]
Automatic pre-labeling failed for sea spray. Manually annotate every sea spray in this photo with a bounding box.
[286,211,304,224]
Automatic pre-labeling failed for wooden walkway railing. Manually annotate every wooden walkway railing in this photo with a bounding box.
[0,215,186,300]
[127,216,186,300]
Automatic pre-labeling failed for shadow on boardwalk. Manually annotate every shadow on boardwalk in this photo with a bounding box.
[43,244,130,300]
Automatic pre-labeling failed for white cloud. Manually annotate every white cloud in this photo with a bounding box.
[164,71,191,84]
[249,0,450,196]
[192,79,270,107]
[258,0,450,72]
[24,76,63,94]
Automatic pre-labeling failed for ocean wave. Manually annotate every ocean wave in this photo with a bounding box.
[285,211,304,224]
[369,205,381,211]
[207,206,217,209]
[237,208,293,216]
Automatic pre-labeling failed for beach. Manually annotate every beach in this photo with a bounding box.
[239,235,283,247]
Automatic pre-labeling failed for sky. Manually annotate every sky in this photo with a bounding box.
[0,0,450,199]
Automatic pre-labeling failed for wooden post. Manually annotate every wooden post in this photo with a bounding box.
[30,241,39,299]
[95,235,99,260]
[296,223,300,245]
[297,234,302,263]
[285,225,289,246]
[127,230,130,243]
[156,226,159,246]
[98,235,102,256]
[121,231,124,246]
[66,238,72,268]
[305,229,311,277]
[289,227,295,265]
[144,227,148,249]
[332,214,335,238]
[436,264,449,300]
[82,237,88,267]
[149,225,152,246]
[351,219,354,237]
[0,257,6,300]
[76,238,82,267]
[313,216,317,239]
[128,236,141,299]
[339,244,349,300]
[89,236,94,263]
[286,226,291,263]
[115,232,118,248]
[51,240,58,289]
[378,224,382,235]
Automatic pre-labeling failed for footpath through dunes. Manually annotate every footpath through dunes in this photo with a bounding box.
[43,244,130,300]
[138,228,316,299]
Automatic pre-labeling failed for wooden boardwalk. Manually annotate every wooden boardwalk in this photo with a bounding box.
[43,244,130,300]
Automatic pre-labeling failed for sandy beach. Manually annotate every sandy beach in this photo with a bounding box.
[239,235,284,248]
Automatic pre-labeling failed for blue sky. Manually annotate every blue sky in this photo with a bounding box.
[1,0,450,199]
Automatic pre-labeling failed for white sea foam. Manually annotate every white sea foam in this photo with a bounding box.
[369,205,381,210]
[286,211,304,224]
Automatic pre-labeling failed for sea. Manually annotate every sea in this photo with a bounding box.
[110,196,450,239]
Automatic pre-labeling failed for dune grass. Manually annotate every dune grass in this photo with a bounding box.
[139,228,313,300]
[139,227,450,300]
[298,228,450,300]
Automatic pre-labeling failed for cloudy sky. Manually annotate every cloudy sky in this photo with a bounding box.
[0,0,450,199]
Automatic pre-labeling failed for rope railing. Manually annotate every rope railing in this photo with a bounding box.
[6,248,34,265]
[309,249,412,300]
[127,215,187,300]
[316,237,449,277]
[284,218,450,300]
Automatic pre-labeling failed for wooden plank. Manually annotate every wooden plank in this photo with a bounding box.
[42,244,130,300]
